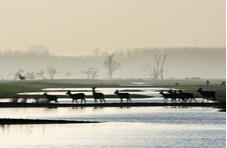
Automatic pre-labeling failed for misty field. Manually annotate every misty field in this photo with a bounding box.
[0,78,225,103]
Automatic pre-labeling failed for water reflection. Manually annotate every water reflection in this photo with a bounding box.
[0,107,225,147]
[0,122,225,148]
[72,106,86,110]
[164,106,193,109]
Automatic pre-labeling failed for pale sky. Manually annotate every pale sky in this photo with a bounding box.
[0,0,225,55]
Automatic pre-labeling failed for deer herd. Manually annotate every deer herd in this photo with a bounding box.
[43,87,216,104]
[159,88,215,103]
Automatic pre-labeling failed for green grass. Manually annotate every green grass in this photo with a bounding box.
[0,79,225,103]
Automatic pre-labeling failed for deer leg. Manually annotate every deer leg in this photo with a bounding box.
[201,97,204,103]
[181,98,184,103]
[188,98,191,103]
[192,98,196,102]
[185,98,187,103]
[163,98,166,103]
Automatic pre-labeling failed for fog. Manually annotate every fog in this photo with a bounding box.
[0,47,225,80]
[0,1,225,80]
[0,0,225,55]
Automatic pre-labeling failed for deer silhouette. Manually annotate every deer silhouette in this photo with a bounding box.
[66,90,86,104]
[91,87,105,103]
[114,89,131,103]
[18,74,25,82]
[178,90,196,103]
[167,89,177,103]
[159,90,174,103]
[173,90,183,103]
[197,88,216,102]
[43,92,58,103]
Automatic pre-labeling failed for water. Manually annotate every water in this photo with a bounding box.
[0,87,223,147]
[21,87,166,98]
[0,107,225,148]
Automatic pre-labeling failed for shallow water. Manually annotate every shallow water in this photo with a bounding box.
[20,87,168,97]
[0,107,225,148]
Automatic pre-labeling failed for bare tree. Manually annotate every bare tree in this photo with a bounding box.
[82,70,91,79]
[46,66,57,80]
[104,53,121,79]
[146,53,168,80]
[82,68,98,79]
[91,69,98,79]
[25,72,36,80]
[36,70,46,79]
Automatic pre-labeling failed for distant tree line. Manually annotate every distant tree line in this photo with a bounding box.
[0,47,225,80]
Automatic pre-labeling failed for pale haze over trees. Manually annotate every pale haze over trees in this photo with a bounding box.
[146,53,168,80]
[0,47,225,80]
[104,53,121,79]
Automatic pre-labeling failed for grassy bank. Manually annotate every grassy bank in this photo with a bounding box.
[0,79,225,103]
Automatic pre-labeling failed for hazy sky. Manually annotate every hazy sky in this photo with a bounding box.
[0,0,225,55]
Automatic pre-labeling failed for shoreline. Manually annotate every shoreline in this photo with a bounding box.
[0,102,224,108]
[0,118,101,124]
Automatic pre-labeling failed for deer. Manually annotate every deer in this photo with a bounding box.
[197,88,216,102]
[43,92,58,103]
[18,74,25,82]
[178,90,196,103]
[114,89,131,103]
[173,90,183,103]
[167,89,177,103]
[159,90,174,103]
[66,90,86,104]
[91,87,106,103]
